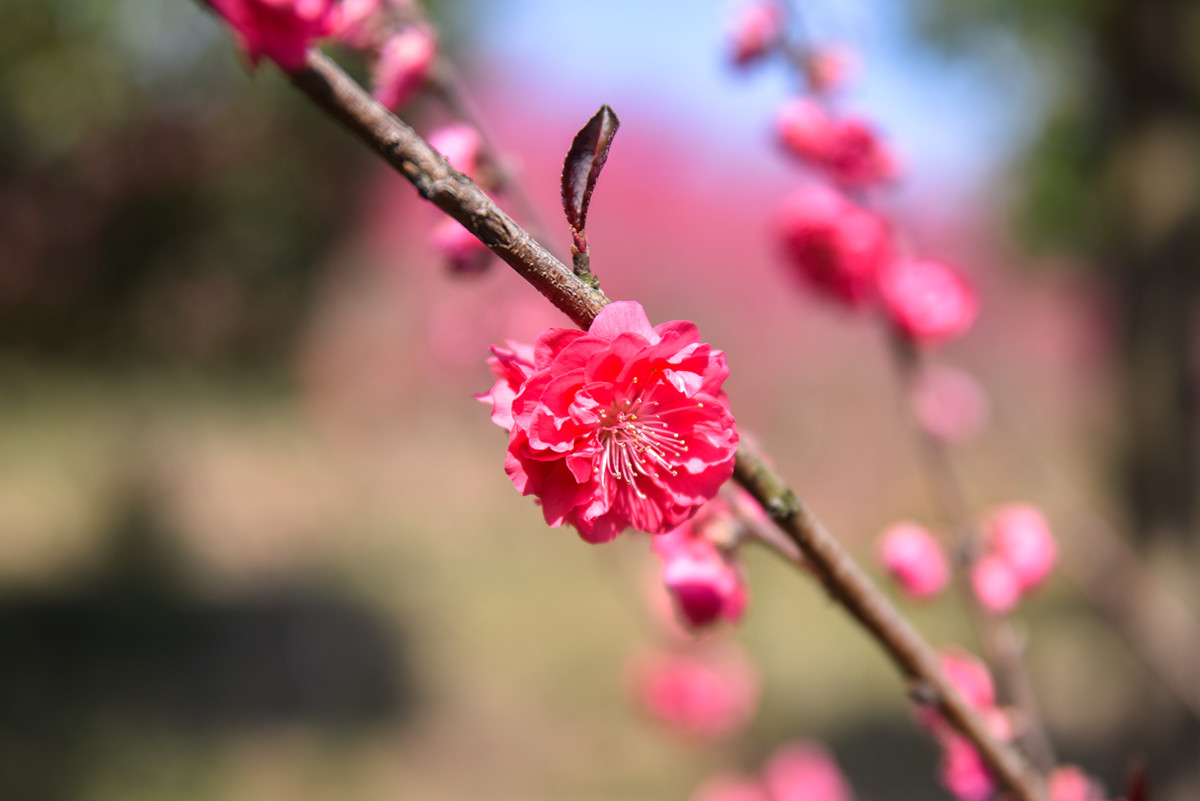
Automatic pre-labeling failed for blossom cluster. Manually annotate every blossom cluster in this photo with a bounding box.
[729,1,977,347]
[922,651,1112,801]
[877,504,1058,613]
[970,505,1058,613]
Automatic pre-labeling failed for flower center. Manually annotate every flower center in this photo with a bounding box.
[594,398,688,498]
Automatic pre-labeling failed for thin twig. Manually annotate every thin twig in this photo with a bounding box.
[287,49,1047,801]
[887,332,1058,773]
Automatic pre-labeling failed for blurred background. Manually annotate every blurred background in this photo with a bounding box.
[0,0,1197,799]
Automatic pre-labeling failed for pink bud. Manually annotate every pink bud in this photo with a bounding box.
[804,45,856,93]
[985,504,1057,592]
[654,502,748,629]
[971,553,1023,613]
[940,736,995,801]
[730,1,785,67]
[912,364,990,443]
[335,0,383,48]
[777,100,896,188]
[878,522,949,599]
[878,259,978,346]
[427,123,484,177]
[690,774,771,801]
[206,0,341,73]
[661,542,747,628]
[430,218,489,275]
[628,647,759,738]
[1050,765,1104,801]
[822,118,898,189]
[777,98,836,163]
[763,742,854,801]
[372,26,436,111]
[939,650,996,710]
[777,185,892,308]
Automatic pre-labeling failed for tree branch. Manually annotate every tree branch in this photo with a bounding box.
[287,48,1047,801]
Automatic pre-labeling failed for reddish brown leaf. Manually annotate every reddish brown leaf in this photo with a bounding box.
[561,105,620,237]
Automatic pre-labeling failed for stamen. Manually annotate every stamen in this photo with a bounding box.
[594,399,688,495]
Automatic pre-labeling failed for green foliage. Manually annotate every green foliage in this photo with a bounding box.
[0,0,370,367]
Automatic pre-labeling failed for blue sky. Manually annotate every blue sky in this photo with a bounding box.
[469,0,1044,198]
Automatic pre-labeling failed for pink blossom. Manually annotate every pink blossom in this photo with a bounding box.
[729,1,785,67]
[206,0,341,72]
[629,646,759,738]
[878,259,978,346]
[912,364,990,443]
[335,0,383,48]
[777,185,892,308]
[984,504,1057,592]
[1050,766,1104,801]
[427,123,484,176]
[804,45,856,93]
[878,522,949,599]
[777,99,896,188]
[763,742,854,801]
[917,649,998,735]
[689,774,771,801]
[479,301,739,543]
[654,502,748,628]
[939,650,996,710]
[372,26,436,111]
[939,735,995,801]
[777,99,834,164]
[430,218,490,275]
[970,554,1023,613]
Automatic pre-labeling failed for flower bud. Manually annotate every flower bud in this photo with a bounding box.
[729,1,785,67]
[777,185,891,308]
[985,504,1057,592]
[628,646,759,738]
[970,553,1023,613]
[878,259,978,346]
[430,218,489,275]
[372,26,436,111]
[878,522,949,599]
[427,123,484,177]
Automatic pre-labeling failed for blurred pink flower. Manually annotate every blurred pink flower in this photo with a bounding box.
[985,504,1057,592]
[629,646,759,738]
[729,1,785,67]
[690,774,771,801]
[654,501,748,628]
[335,0,383,47]
[427,123,484,176]
[372,26,436,110]
[939,735,995,801]
[912,364,990,443]
[970,553,1023,613]
[478,301,739,543]
[206,0,340,72]
[939,650,996,711]
[430,218,490,275]
[804,45,856,93]
[878,522,949,599]
[878,259,978,346]
[917,649,999,735]
[763,741,854,801]
[777,184,892,308]
[777,99,896,188]
[1049,765,1105,801]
